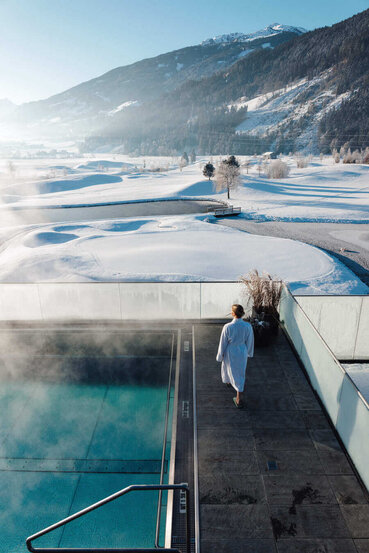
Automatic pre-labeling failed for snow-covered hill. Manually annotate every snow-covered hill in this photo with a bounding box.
[0,99,16,118]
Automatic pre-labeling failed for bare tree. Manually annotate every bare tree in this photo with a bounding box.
[179,156,187,172]
[215,156,241,199]
[332,148,340,164]
[7,161,16,179]
[178,152,189,172]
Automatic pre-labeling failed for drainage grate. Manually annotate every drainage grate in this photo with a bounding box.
[179,488,187,513]
[267,460,278,471]
[0,458,164,473]
[182,400,189,419]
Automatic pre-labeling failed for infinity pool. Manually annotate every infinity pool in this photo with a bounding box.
[0,327,176,552]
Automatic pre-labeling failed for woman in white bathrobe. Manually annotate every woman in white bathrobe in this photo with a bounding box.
[216,304,254,408]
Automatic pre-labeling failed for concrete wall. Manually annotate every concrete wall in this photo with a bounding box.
[296,295,369,360]
[280,287,369,492]
[0,282,251,321]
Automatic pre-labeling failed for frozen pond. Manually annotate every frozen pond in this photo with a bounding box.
[0,199,223,227]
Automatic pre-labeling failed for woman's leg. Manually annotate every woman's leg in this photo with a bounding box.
[236,390,243,405]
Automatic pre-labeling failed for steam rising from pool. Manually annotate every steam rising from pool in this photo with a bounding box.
[0,326,174,464]
[0,325,175,552]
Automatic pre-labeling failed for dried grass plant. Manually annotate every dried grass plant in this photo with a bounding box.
[295,156,309,168]
[240,269,283,317]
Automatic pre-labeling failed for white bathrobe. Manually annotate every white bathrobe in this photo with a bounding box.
[216,318,254,392]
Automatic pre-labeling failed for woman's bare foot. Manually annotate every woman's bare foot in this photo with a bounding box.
[233,397,244,409]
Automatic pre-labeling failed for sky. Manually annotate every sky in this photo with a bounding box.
[0,0,368,104]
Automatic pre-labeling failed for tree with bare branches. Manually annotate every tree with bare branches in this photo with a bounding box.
[215,156,241,199]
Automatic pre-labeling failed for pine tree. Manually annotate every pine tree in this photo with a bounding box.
[203,162,215,180]
[225,155,240,168]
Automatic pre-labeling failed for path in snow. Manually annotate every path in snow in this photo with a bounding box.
[214,218,369,287]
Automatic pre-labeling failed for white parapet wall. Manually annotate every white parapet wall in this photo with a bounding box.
[296,295,369,360]
[0,282,251,321]
[280,287,369,492]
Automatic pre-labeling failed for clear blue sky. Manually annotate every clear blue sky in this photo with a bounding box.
[0,0,367,104]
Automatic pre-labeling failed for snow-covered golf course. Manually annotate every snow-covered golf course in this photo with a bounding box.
[0,154,368,294]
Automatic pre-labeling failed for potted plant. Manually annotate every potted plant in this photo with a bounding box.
[240,269,283,347]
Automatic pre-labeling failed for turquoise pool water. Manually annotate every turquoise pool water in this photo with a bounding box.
[0,328,175,552]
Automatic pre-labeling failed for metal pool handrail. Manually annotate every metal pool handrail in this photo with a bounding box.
[155,334,176,548]
[26,483,191,553]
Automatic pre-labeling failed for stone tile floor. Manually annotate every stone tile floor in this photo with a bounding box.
[195,325,369,553]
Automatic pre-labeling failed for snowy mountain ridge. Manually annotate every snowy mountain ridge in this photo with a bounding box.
[202,23,306,46]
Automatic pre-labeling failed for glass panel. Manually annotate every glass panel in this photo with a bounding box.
[336,375,369,491]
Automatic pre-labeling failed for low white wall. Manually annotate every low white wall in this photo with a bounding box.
[39,283,121,320]
[119,282,201,319]
[0,284,42,320]
[200,282,248,318]
[0,282,250,321]
[280,287,369,492]
[296,295,369,360]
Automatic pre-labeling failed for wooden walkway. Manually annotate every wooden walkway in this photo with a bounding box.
[195,324,369,553]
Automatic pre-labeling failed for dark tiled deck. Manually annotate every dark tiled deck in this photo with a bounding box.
[195,325,369,553]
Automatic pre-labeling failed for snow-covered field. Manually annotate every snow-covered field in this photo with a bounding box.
[0,214,366,294]
[0,154,367,293]
[1,155,368,223]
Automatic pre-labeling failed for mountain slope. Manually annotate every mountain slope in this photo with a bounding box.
[3,24,304,138]
[96,9,369,155]
[0,99,16,119]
